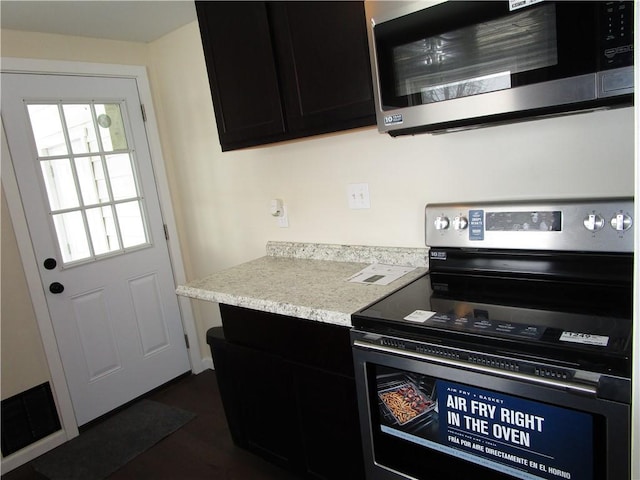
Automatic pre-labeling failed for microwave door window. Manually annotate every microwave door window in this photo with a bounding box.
[389,3,558,106]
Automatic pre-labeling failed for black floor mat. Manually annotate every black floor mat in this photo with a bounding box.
[32,399,195,480]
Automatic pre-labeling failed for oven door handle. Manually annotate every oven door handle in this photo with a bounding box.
[353,340,597,397]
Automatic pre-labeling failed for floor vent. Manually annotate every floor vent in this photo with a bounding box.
[1,382,61,456]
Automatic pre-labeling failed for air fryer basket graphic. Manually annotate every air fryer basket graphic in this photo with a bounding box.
[377,373,436,426]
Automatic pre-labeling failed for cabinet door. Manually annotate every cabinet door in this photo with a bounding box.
[223,342,304,470]
[195,2,285,151]
[295,366,366,480]
[206,327,246,446]
[216,305,366,479]
[221,304,356,378]
[272,1,375,134]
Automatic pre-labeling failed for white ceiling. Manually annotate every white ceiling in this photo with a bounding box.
[0,1,198,43]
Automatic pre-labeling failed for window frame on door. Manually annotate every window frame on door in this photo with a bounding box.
[25,100,152,266]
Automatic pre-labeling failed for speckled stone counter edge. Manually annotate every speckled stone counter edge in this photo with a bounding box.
[266,241,429,267]
[175,288,354,327]
[177,242,429,326]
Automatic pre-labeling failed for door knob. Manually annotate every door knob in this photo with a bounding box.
[49,282,65,294]
[43,258,57,270]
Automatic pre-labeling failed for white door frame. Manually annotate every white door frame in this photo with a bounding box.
[1,57,202,472]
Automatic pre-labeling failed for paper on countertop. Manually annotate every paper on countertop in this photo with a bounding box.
[347,264,416,286]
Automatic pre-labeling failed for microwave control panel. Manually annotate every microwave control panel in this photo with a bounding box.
[601,1,634,69]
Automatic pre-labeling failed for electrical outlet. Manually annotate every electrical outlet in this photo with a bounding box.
[348,183,370,209]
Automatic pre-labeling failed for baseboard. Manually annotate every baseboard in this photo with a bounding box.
[1,429,68,473]
[202,356,214,371]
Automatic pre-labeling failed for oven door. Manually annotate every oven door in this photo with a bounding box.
[352,335,630,480]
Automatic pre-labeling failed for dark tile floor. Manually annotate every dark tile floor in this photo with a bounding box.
[2,370,303,480]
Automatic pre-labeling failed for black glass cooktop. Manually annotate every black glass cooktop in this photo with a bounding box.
[352,272,633,377]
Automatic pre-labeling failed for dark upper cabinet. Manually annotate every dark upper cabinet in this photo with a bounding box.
[195,2,285,147]
[196,1,376,152]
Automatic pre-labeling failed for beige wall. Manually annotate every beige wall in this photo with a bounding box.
[1,188,50,400]
[0,29,148,65]
[1,21,636,390]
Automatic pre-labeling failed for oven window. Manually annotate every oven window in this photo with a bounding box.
[367,365,600,480]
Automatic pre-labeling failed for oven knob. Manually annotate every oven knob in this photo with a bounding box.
[583,214,605,232]
[452,216,468,230]
[434,216,450,230]
[610,213,633,231]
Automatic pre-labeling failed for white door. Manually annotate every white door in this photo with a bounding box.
[2,72,191,426]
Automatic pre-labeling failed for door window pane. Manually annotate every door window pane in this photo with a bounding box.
[106,154,137,201]
[63,104,99,154]
[40,159,80,210]
[95,104,128,151]
[75,156,109,206]
[52,211,90,263]
[116,201,146,248]
[27,104,68,157]
[86,206,120,255]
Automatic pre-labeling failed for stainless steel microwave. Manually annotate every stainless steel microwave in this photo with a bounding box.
[367,1,634,135]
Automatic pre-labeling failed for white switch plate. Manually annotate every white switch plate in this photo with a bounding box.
[348,183,370,209]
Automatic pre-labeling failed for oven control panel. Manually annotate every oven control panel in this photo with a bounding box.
[425,198,633,252]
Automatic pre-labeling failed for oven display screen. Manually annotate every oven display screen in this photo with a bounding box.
[375,368,592,480]
[486,211,561,231]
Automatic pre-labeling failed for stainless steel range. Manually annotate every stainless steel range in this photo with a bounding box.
[351,198,633,480]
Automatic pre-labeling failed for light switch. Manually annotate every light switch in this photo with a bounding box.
[348,183,370,209]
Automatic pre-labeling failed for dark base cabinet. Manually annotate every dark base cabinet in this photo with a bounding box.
[207,305,365,480]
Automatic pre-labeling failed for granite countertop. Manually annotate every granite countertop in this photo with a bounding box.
[176,241,429,327]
